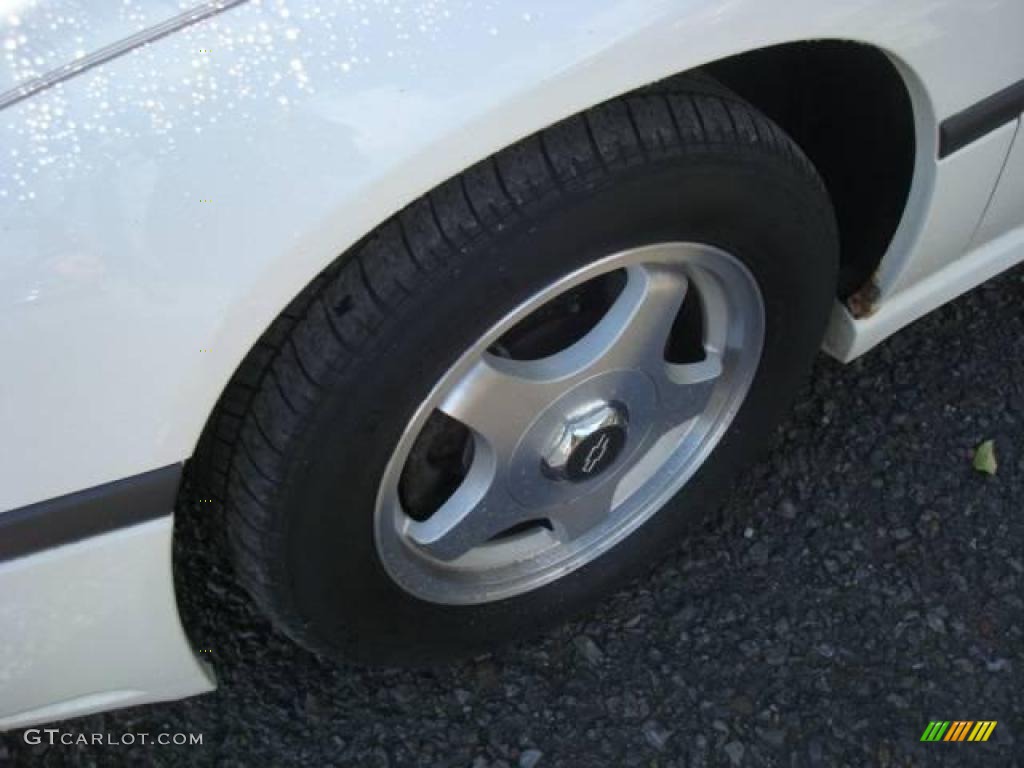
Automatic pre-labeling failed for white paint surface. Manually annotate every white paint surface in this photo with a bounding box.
[0,518,215,730]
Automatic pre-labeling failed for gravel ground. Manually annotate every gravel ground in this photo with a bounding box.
[4,267,1024,767]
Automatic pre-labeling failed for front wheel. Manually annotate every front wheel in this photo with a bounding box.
[201,76,838,663]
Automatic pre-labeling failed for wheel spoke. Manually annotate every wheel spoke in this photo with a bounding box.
[437,354,560,460]
[659,352,724,424]
[547,480,617,543]
[405,444,528,561]
[572,262,690,376]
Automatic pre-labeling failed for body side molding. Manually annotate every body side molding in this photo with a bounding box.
[0,465,182,563]
[940,78,1024,158]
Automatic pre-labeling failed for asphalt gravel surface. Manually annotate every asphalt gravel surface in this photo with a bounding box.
[4,266,1024,768]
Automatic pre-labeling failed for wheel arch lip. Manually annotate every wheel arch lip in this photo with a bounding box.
[1,0,997,514]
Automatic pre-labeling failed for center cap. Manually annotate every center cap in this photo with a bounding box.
[544,402,628,483]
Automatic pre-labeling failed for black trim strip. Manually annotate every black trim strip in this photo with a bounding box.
[940,79,1024,158]
[0,465,181,563]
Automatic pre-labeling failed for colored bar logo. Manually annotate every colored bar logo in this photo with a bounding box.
[920,721,997,742]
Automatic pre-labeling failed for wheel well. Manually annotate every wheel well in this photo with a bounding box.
[705,41,916,298]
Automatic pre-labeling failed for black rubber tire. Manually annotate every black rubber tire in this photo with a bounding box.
[192,73,838,664]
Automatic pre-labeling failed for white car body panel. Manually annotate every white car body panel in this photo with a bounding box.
[973,121,1024,249]
[0,0,1022,726]
[0,518,214,730]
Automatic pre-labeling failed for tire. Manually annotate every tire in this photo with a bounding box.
[193,74,838,664]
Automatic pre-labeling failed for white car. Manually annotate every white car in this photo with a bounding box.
[2,0,1023,729]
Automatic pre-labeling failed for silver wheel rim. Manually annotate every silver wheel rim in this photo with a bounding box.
[374,242,765,605]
